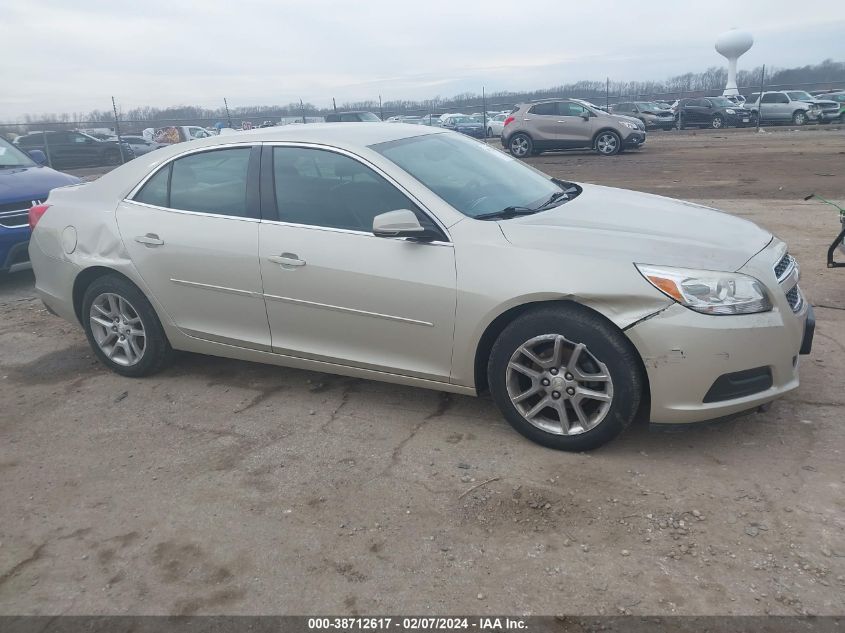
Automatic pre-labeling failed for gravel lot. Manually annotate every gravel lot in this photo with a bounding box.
[1,127,844,616]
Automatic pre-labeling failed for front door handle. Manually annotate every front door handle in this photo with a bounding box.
[268,253,306,268]
[135,233,164,247]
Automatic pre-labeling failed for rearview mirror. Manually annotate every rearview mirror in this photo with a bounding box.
[28,150,47,165]
[372,209,425,238]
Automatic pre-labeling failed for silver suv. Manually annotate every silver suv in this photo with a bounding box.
[502,99,646,157]
[747,91,821,125]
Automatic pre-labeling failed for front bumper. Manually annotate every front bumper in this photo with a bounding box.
[0,226,31,273]
[819,110,841,122]
[626,242,811,424]
[727,112,756,126]
[644,117,674,128]
[623,132,646,148]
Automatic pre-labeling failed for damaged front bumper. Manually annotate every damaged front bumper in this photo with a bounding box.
[625,242,812,424]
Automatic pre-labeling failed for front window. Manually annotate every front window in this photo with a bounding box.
[0,136,37,168]
[272,146,439,234]
[787,91,813,101]
[372,133,569,218]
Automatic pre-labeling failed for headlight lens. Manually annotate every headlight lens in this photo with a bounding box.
[620,121,638,130]
[725,108,736,114]
[636,264,772,315]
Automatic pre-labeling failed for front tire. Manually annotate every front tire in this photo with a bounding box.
[508,133,533,158]
[487,305,643,451]
[792,111,807,126]
[487,127,494,138]
[82,274,173,377]
[595,130,621,156]
[711,114,724,129]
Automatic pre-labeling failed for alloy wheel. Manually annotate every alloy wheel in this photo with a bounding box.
[596,133,619,155]
[89,292,146,366]
[506,334,614,436]
[510,135,530,157]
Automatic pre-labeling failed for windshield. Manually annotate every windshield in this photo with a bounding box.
[709,97,733,107]
[787,91,813,101]
[359,112,381,122]
[449,116,477,124]
[0,136,37,169]
[372,132,570,218]
[635,102,663,110]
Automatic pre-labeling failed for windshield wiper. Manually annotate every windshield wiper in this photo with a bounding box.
[474,206,538,221]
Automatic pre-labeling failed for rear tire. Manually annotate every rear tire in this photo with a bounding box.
[487,127,493,137]
[508,133,533,158]
[488,304,642,451]
[82,274,173,377]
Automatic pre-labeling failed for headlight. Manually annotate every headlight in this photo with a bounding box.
[635,264,772,315]
[620,121,638,130]
[725,108,736,114]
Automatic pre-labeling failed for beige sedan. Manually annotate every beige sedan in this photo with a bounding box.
[27,124,814,450]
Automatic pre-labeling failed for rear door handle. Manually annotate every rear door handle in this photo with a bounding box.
[268,253,306,268]
[135,233,164,247]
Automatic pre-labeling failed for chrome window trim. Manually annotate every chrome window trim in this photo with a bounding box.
[263,141,452,243]
[122,199,260,223]
[257,217,453,247]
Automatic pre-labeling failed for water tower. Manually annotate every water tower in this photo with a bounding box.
[715,29,754,96]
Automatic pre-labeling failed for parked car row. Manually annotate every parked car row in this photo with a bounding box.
[13,130,136,170]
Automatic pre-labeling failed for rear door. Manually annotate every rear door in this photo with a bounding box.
[524,102,561,143]
[117,144,271,350]
[258,144,457,381]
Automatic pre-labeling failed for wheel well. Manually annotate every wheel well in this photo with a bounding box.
[473,299,653,422]
[72,266,134,323]
[591,127,620,146]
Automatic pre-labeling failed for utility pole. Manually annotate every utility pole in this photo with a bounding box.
[223,98,233,128]
[606,77,610,111]
[111,96,126,164]
[755,64,765,132]
[482,86,487,135]
[379,95,383,121]
[332,97,337,113]
[300,98,306,124]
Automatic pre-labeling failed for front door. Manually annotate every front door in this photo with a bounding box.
[117,145,271,350]
[554,101,596,145]
[258,145,457,381]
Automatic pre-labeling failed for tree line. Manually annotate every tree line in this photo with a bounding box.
[3,59,843,134]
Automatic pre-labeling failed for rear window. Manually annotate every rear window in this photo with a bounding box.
[528,102,557,116]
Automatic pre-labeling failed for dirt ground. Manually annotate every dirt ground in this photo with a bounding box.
[1,127,843,617]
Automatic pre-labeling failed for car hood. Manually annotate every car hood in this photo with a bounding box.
[498,184,772,271]
[0,165,82,204]
[642,110,673,117]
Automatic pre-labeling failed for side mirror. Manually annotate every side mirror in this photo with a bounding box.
[372,209,425,238]
[581,112,590,120]
[28,150,47,165]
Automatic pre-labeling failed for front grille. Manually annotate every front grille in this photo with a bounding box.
[773,252,793,280]
[0,208,29,229]
[0,199,33,214]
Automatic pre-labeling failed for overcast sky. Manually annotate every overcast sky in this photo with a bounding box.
[1,0,843,120]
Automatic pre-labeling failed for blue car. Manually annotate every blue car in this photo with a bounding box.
[1,137,81,273]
